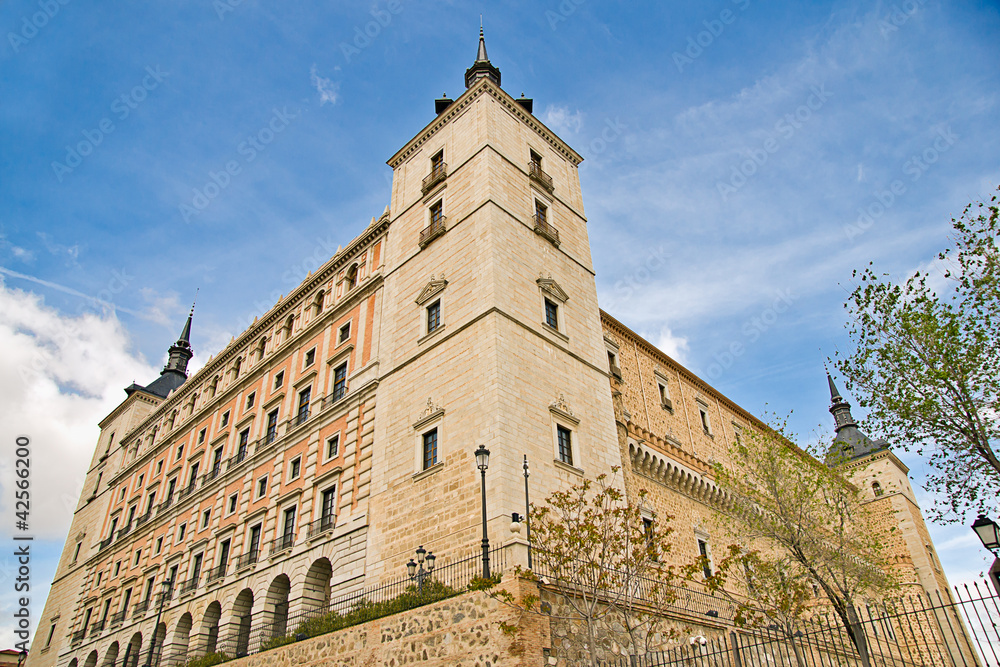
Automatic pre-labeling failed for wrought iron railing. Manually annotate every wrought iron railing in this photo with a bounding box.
[177,482,197,501]
[89,620,105,637]
[71,630,86,645]
[270,532,295,555]
[132,600,150,618]
[533,213,560,245]
[234,549,259,571]
[117,520,133,540]
[179,575,200,596]
[528,161,553,191]
[205,563,227,584]
[158,494,173,512]
[419,216,447,248]
[109,610,127,628]
[307,514,336,539]
[421,163,448,193]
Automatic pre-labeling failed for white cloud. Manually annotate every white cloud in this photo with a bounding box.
[0,282,155,544]
[649,326,690,364]
[310,64,340,106]
[542,104,584,136]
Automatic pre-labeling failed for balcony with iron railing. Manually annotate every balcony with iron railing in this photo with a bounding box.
[528,161,553,192]
[99,535,114,551]
[134,509,153,528]
[71,630,86,645]
[133,600,150,618]
[177,481,198,501]
[89,621,105,638]
[418,216,447,248]
[307,514,336,539]
[227,447,249,470]
[295,406,311,426]
[179,574,200,597]
[533,212,560,246]
[205,563,227,585]
[234,549,259,571]
[109,610,127,628]
[270,532,295,556]
[421,163,448,194]
[158,493,174,513]
[203,463,223,485]
[117,520,133,541]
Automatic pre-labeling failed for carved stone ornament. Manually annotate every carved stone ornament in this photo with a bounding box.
[536,275,569,303]
[415,274,448,305]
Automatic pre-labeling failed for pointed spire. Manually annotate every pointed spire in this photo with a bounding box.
[827,373,857,432]
[827,373,842,401]
[465,24,501,89]
[163,298,196,377]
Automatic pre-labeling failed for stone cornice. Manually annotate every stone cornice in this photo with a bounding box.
[387,78,583,168]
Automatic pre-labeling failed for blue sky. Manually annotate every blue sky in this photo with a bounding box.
[1,0,998,648]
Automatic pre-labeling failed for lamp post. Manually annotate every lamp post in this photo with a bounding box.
[971,514,1000,597]
[405,545,436,595]
[523,454,532,570]
[475,444,491,579]
[143,578,173,667]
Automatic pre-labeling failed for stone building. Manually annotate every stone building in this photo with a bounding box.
[29,32,963,667]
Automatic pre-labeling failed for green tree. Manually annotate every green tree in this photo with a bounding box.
[836,187,1000,521]
[478,468,679,667]
[709,417,898,656]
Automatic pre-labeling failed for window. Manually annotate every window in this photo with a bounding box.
[698,405,712,435]
[177,523,186,541]
[431,150,444,174]
[218,539,231,570]
[304,348,316,367]
[155,537,163,555]
[529,149,542,171]
[81,607,93,632]
[248,524,262,558]
[872,481,884,497]
[188,462,199,489]
[426,300,441,334]
[45,623,56,648]
[257,336,267,361]
[256,476,268,499]
[232,358,241,379]
[698,538,712,578]
[339,322,351,344]
[284,314,295,339]
[198,429,206,444]
[658,379,672,410]
[430,200,444,225]
[237,429,249,461]
[345,264,358,292]
[313,290,325,315]
[137,473,144,487]
[201,509,211,529]
[96,571,103,586]
[228,493,238,514]
[191,552,203,582]
[556,425,573,466]
[297,387,311,424]
[133,549,141,566]
[266,409,279,444]
[119,487,127,501]
[281,506,296,548]
[320,486,337,530]
[332,363,348,401]
[326,434,340,460]
[156,459,163,475]
[211,446,224,476]
[422,428,438,470]
[246,392,256,410]
[113,561,121,577]
[72,542,82,563]
[145,491,156,514]
[109,516,119,539]
[221,410,230,427]
[288,456,301,481]
[535,199,548,224]
[176,444,184,461]
[642,517,657,560]
[120,588,132,613]
[544,299,559,330]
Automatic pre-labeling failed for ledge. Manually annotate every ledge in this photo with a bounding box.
[553,459,584,477]
[412,462,444,482]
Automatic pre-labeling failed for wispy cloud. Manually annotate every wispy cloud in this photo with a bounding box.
[542,104,584,135]
[310,64,340,106]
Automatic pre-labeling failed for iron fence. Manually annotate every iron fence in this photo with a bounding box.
[608,581,994,667]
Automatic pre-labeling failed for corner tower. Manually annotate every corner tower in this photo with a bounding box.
[365,31,621,573]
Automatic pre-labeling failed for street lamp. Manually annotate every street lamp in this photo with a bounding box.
[523,454,532,570]
[143,578,173,667]
[972,514,1000,556]
[475,444,491,579]
[405,545,436,595]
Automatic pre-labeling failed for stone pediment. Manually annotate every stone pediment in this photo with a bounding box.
[415,275,448,305]
[536,276,568,303]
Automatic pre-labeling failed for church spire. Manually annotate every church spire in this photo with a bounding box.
[465,25,501,89]
[164,301,195,377]
[827,373,857,432]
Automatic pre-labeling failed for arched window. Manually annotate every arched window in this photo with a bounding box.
[345,264,358,292]
[313,290,325,316]
[257,337,267,362]
[232,358,242,380]
[872,481,883,497]
[284,315,295,340]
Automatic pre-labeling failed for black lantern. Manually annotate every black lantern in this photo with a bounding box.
[406,546,435,595]
[475,445,491,578]
[972,514,1000,555]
